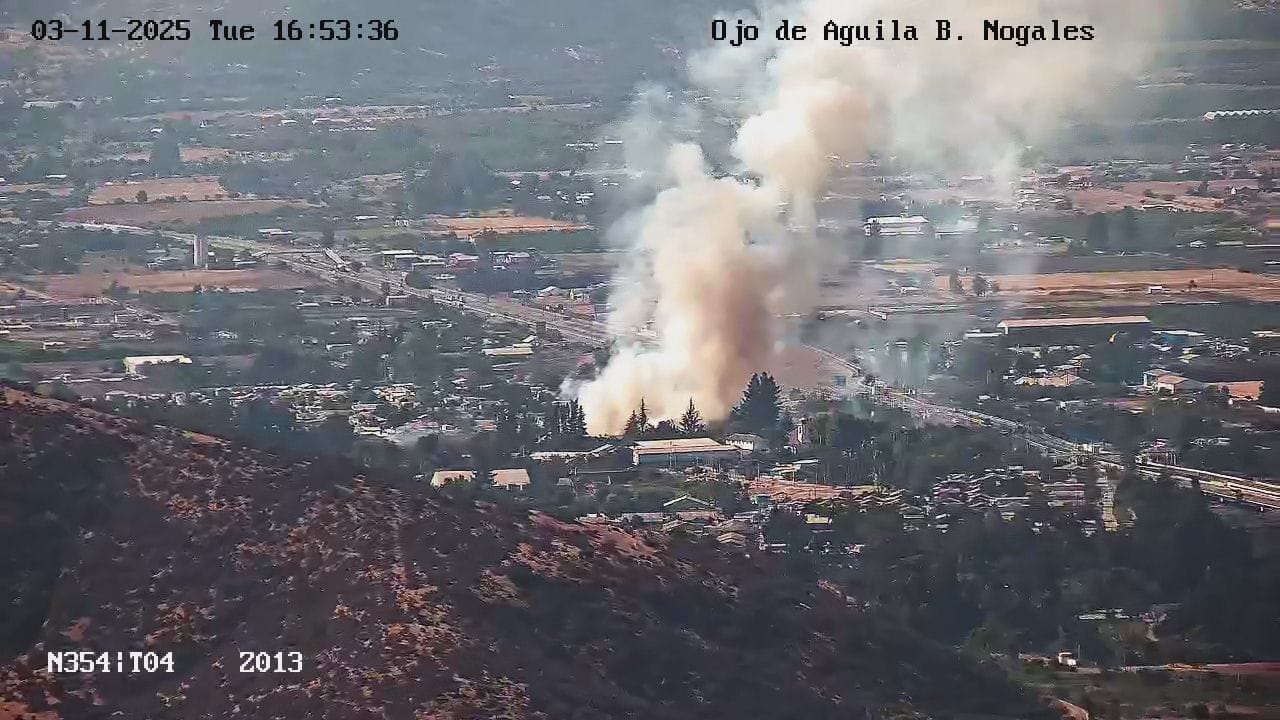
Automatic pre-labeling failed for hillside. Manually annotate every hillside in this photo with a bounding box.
[0,388,1043,719]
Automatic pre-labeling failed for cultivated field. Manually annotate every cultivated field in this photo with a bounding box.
[939,268,1280,303]
[89,176,231,204]
[64,199,310,227]
[30,268,319,298]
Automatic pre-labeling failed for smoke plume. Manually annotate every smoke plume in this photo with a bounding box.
[576,0,1166,435]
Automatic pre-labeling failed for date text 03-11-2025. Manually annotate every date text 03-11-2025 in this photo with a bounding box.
[28,18,400,42]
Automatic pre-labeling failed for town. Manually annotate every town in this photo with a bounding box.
[1,1,1279,718]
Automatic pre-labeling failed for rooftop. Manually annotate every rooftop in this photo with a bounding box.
[631,437,738,454]
[429,468,531,489]
[998,315,1151,330]
[866,215,930,225]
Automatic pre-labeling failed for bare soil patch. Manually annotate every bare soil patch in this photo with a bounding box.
[0,182,74,197]
[1068,180,1255,214]
[33,268,319,298]
[425,214,592,235]
[938,268,1280,303]
[64,199,308,227]
[89,176,230,204]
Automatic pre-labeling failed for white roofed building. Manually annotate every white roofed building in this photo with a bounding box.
[864,216,932,237]
[123,355,192,376]
[631,438,741,467]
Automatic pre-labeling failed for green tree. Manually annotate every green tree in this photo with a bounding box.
[1087,213,1110,250]
[2,362,25,381]
[623,399,650,437]
[496,409,521,455]
[564,399,587,437]
[313,414,355,455]
[473,460,494,487]
[546,401,562,439]
[1120,205,1138,244]
[404,151,503,215]
[733,372,782,438]
[105,280,129,299]
[678,398,705,435]
[1261,377,1280,408]
[149,131,181,174]
[976,211,992,236]
[972,274,990,297]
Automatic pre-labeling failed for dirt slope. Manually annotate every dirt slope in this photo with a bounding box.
[0,389,1041,719]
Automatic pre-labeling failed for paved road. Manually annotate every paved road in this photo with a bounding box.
[58,220,1278,510]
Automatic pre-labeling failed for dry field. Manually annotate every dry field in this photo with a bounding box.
[1068,180,1257,214]
[32,268,319,298]
[178,147,237,163]
[764,345,838,390]
[1069,187,1218,213]
[869,260,942,275]
[0,278,51,299]
[939,268,1280,303]
[424,214,593,235]
[89,176,231,204]
[98,147,240,164]
[0,182,74,197]
[745,478,869,503]
[64,199,309,227]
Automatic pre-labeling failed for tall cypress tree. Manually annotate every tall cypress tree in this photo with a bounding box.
[733,372,781,436]
[679,398,704,435]
[567,399,587,437]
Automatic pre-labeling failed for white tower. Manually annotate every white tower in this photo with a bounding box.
[193,235,209,268]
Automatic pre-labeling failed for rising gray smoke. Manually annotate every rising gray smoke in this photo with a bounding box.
[575,0,1166,435]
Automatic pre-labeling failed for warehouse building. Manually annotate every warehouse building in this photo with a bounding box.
[864,215,932,238]
[377,249,420,268]
[997,315,1151,344]
[631,438,741,467]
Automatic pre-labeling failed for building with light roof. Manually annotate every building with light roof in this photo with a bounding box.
[630,438,741,467]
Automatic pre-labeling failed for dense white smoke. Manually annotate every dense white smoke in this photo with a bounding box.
[576,0,1165,435]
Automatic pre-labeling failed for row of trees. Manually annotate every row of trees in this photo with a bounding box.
[619,398,707,439]
[546,399,588,439]
[613,372,788,443]
[947,270,1000,296]
[402,152,505,215]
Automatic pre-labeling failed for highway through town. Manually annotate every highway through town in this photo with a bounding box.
[53,220,1280,512]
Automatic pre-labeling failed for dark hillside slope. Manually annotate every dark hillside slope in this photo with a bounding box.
[0,389,1041,719]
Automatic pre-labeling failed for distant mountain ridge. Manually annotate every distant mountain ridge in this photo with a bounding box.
[0,387,1044,719]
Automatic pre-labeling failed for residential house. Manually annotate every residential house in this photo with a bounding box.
[725,433,769,453]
